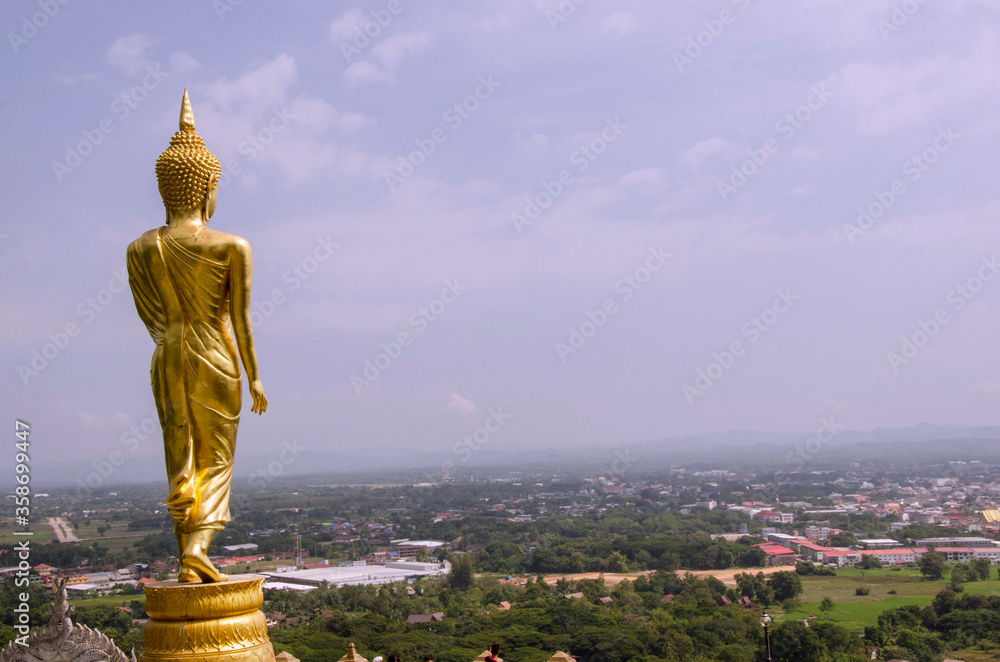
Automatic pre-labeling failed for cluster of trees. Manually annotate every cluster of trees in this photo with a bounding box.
[0,539,113,569]
[23,481,777,576]
[794,562,836,577]
[733,571,803,607]
[917,551,992,586]
[864,589,1000,661]
[470,511,767,575]
[263,570,866,662]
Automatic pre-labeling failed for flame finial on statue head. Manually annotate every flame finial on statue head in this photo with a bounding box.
[179,87,196,132]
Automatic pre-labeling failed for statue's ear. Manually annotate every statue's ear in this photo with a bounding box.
[203,175,219,221]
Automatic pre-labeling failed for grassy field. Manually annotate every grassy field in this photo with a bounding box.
[71,521,166,553]
[68,592,146,609]
[0,517,165,554]
[777,566,1000,631]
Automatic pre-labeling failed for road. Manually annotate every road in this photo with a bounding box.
[47,517,80,543]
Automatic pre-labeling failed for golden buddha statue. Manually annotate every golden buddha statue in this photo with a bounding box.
[127,89,267,583]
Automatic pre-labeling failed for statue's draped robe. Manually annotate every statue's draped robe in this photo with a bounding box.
[127,227,241,533]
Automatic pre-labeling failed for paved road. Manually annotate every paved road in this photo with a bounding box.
[47,517,80,543]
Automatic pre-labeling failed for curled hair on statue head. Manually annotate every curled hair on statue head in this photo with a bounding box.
[155,89,222,212]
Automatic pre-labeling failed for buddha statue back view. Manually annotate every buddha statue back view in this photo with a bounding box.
[127,89,267,583]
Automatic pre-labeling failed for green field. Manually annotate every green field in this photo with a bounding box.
[0,517,166,554]
[777,566,1000,631]
[71,521,166,554]
[68,593,146,609]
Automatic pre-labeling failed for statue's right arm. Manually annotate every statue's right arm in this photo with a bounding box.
[229,238,267,415]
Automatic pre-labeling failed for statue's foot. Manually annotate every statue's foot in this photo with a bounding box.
[183,552,228,583]
[177,563,199,583]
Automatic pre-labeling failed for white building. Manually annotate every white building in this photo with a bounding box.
[262,560,449,589]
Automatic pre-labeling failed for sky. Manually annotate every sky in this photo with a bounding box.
[3,0,1000,480]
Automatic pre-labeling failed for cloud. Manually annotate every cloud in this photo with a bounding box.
[786,183,818,197]
[191,54,377,185]
[346,31,433,84]
[602,13,638,38]
[836,27,1000,134]
[443,393,478,416]
[77,411,106,428]
[330,9,366,41]
[345,60,389,84]
[515,132,549,156]
[56,71,106,86]
[105,34,153,76]
[205,54,297,110]
[678,137,730,170]
[168,50,200,76]
[72,35,193,86]
[616,168,664,195]
[374,32,432,69]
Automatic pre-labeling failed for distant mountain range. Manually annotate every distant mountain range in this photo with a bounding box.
[19,422,1000,489]
[19,424,1000,491]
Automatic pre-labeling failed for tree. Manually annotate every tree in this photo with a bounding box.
[449,554,474,590]
[605,551,630,573]
[767,571,803,602]
[828,531,857,547]
[819,596,835,615]
[918,551,946,580]
[769,621,826,662]
[895,628,946,662]
[972,558,991,580]
[932,588,957,616]
[860,554,882,570]
[950,565,967,585]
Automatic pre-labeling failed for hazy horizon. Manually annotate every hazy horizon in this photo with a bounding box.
[4,2,1000,485]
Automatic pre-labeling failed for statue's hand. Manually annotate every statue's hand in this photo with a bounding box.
[249,379,267,415]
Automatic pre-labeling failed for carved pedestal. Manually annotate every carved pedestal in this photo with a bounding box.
[140,575,275,662]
